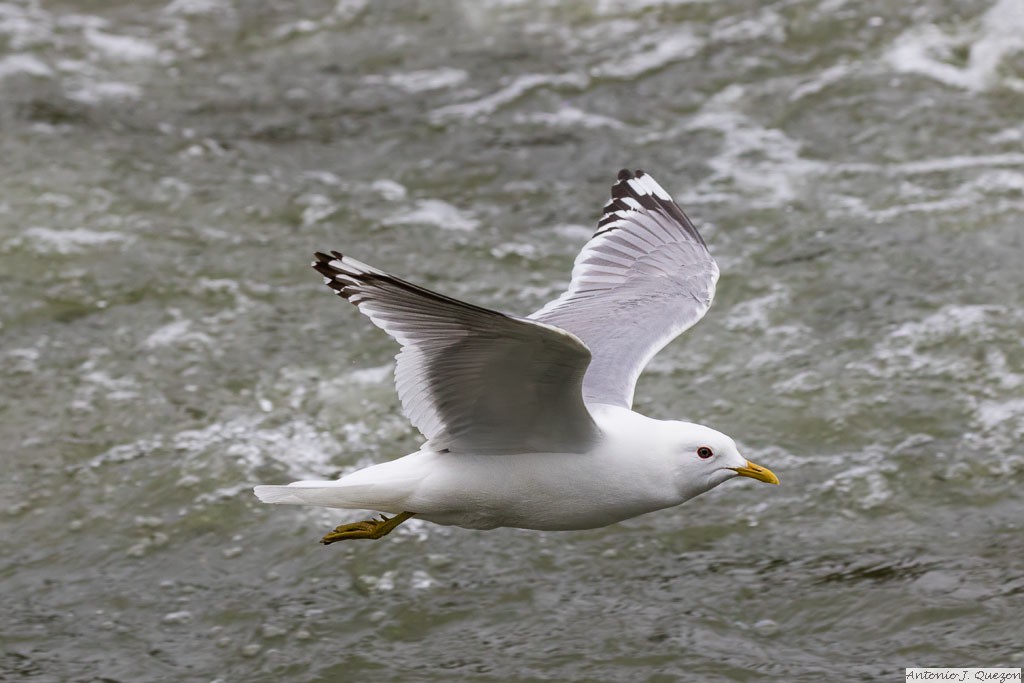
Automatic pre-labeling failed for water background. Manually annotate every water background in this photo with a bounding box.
[2,1,1023,681]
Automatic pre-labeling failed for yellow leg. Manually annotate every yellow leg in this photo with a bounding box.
[320,511,416,544]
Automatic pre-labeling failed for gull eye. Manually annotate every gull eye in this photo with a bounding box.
[697,446,714,459]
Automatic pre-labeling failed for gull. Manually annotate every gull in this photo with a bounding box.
[254,169,778,543]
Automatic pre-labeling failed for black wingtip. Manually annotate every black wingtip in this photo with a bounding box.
[312,251,341,281]
[313,250,348,274]
[601,169,708,247]
[616,169,649,181]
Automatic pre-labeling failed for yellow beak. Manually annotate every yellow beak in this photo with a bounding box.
[730,460,779,485]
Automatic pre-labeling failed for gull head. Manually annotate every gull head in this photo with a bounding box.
[667,422,779,500]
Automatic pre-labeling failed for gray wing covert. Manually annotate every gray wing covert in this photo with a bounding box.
[314,252,600,455]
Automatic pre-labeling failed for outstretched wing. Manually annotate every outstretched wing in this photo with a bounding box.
[531,169,719,409]
[313,252,600,455]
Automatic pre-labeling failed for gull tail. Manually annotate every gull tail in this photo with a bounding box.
[254,471,419,512]
[254,482,355,508]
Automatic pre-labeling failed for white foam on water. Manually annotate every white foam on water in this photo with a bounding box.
[835,152,1024,176]
[710,8,785,44]
[271,19,320,41]
[348,364,394,385]
[889,304,1001,342]
[54,10,106,32]
[0,2,56,50]
[572,18,641,48]
[886,0,1024,92]
[721,287,790,332]
[87,436,164,468]
[91,414,344,483]
[79,370,141,403]
[298,170,342,186]
[772,370,824,395]
[0,53,52,79]
[591,0,711,15]
[4,347,41,373]
[143,318,215,349]
[71,353,143,410]
[84,28,161,62]
[987,126,1024,144]
[385,199,480,232]
[825,153,1024,219]
[887,169,1024,219]
[789,62,855,101]
[982,347,1023,392]
[294,193,339,228]
[367,67,468,93]
[36,192,75,208]
[514,106,625,130]
[591,29,703,79]
[332,0,369,23]
[86,360,408,485]
[370,179,407,201]
[54,58,101,77]
[162,0,235,18]
[552,224,594,242]
[974,398,1024,433]
[15,226,128,254]
[965,395,1024,461]
[195,277,257,299]
[817,447,899,511]
[491,242,539,260]
[855,304,1013,381]
[219,418,344,481]
[153,176,192,205]
[866,195,977,221]
[66,80,142,103]
[410,569,436,590]
[683,85,825,207]
[430,72,588,122]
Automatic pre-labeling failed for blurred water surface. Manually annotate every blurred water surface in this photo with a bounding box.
[2,0,1023,681]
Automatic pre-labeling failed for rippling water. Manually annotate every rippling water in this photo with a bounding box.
[2,1,1023,681]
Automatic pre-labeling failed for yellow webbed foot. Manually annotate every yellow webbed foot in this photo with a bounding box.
[320,511,415,544]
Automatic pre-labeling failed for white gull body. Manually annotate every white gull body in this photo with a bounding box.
[254,169,778,532]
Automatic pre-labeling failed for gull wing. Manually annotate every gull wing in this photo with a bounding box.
[531,169,720,409]
[313,252,600,455]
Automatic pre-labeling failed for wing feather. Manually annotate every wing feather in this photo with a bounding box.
[531,169,719,408]
[313,252,600,455]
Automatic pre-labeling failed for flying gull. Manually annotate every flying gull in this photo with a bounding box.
[254,169,778,543]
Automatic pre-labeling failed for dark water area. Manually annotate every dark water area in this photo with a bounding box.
[1,1,1022,681]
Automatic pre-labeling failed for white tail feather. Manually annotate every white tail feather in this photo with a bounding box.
[254,477,417,511]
